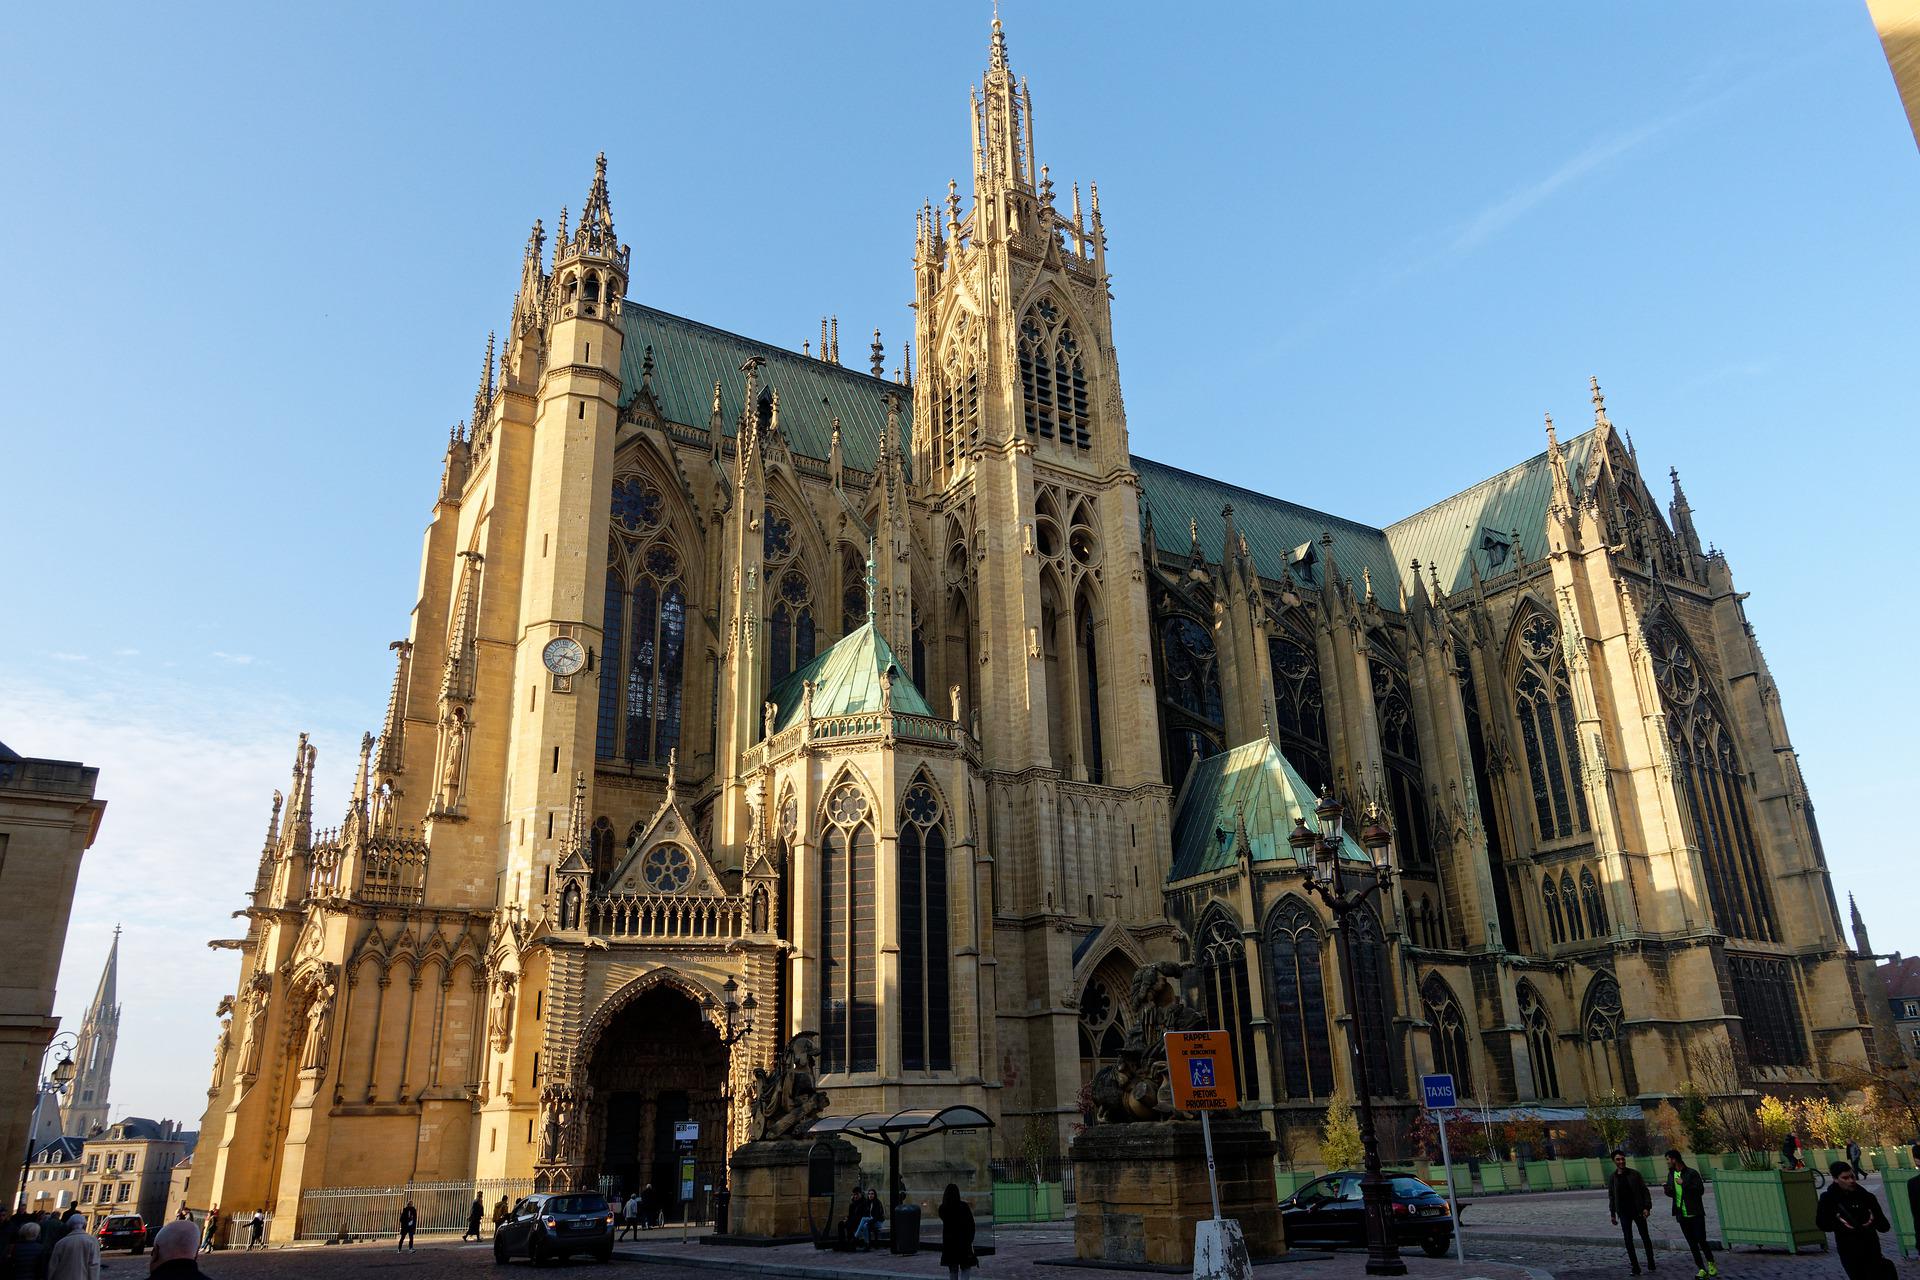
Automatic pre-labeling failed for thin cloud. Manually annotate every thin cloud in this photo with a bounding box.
[50,652,89,662]
[1447,114,1678,255]
[211,651,256,665]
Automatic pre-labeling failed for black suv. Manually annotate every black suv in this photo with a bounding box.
[98,1214,149,1254]
[1279,1171,1456,1258]
[493,1192,614,1265]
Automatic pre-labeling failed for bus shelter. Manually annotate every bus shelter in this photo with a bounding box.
[808,1105,996,1253]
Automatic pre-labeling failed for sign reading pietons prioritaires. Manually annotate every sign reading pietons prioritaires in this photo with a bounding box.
[1165,1030,1239,1111]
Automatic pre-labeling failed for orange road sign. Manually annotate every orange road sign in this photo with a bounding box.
[1165,1030,1238,1111]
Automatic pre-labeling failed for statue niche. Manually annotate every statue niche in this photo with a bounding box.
[1086,961,1208,1123]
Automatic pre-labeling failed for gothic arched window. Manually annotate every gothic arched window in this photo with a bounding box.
[1582,972,1628,1095]
[1198,911,1256,1092]
[899,777,951,1072]
[1079,967,1129,1086]
[819,780,877,1073]
[1421,974,1474,1099]
[1580,866,1608,936]
[1508,609,1591,842]
[1017,295,1089,449]
[1727,954,1808,1067]
[1159,612,1223,790]
[841,545,868,635]
[1542,875,1564,945]
[1517,981,1560,1099]
[598,475,686,766]
[1268,631,1331,794]
[1560,872,1583,941]
[1370,638,1432,867]
[1265,896,1334,1099]
[764,503,816,686]
[1348,906,1400,1096]
[589,817,615,886]
[1648,617,1777,942]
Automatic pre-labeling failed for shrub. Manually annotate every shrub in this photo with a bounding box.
[1322,1094,1364,1170]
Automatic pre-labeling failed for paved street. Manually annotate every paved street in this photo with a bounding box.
[144,1192,1920,1280]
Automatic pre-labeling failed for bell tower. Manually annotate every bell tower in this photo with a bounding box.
[912,15,1161,789]
[501,154,628,918]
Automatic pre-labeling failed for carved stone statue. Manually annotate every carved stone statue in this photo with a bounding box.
[300,978,336,1074]
[235,973,273,1081]
[749,1031,829,1140]
[1086,961,1208,1123]
[763,700,778,740]
[539,1086,579,1164]
[487,971,516,1052]
[208,1019,232,1095]
[440,707,469,811]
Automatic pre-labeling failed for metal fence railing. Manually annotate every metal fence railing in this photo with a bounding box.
[294,1179,526,1241]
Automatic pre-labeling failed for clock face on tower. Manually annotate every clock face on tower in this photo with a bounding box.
[542,636,586,677]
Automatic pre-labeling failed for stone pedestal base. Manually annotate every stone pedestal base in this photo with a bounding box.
[1069,1118,1282,1266]
[727,1135,862,1242]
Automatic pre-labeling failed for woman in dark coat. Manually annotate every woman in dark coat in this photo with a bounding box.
[938,1184,977,1280]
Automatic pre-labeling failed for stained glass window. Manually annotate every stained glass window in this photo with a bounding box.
[1160,611,1223,790]
[1509,611,1591,841]
[1371,639,1433,868]
[1648,617,1777,943]
[1728,955,1808,1066]
[899,777,951,1072]
[1199,911,1256,1091]
[1265,896,1334,1099]
[1268,632,1330,794]
[1348,906,1399,1096]
[1421,974,1474,1099]
[597,476,685,767]
[1079,972,1128,1085]
[771,566,815,687]
[820,782,876,1073]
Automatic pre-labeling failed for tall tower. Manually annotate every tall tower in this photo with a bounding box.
[61,927,119,1136]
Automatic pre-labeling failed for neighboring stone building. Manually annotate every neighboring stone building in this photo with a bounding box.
[0,742,105,1201]
[190,17,1878,1236]
[22,1136,84,1215]
[61,930,121,1138]
[78,1118,192,1230]
[1874,952,1920,1059]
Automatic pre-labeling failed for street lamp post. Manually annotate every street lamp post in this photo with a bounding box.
[16,1033,77,1212]
[1290,789,1405,1277]
[703,978,756,1233]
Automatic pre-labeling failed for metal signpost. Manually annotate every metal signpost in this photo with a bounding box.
[675,1121,700,1242]
[1419,1074,1464,1262]
[1166,1031,1249,1280]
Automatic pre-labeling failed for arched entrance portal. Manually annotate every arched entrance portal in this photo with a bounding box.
[585,985,728,1218]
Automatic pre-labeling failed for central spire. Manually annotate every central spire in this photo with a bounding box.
[973,10,1034,195]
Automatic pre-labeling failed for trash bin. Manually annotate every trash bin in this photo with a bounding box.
[889,1203,921,1255]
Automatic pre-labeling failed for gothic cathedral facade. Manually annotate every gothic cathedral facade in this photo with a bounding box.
[192,20,1877,1236]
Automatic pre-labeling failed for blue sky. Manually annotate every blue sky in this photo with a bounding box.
[2,2,1915,1123]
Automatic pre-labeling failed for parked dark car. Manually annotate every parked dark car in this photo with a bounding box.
[98,1214,149,1254]
[493,1192,614,1265]
[1279,1171,1455,1258]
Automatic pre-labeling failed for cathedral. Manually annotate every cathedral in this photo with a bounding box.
[191,18,1878,1236]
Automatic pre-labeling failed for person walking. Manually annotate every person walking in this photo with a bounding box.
[45,1220,98,1280]
[201,1209,220,1253]
[1846,1136,1863,1171]
[639,1183,656,1230]
[1663,1150,1714,1278]
[147,1222,212,1280]
[5,1222,49,1280]
[1816,1161,1892,1279]
[1607,1151,1656,1275]
[937,1185,977,1280]
[493,1195,511,1237]
[397,1199,417,1252]
[1780,1131,1803,1170]
[464,1194,484,1242]
[621,1193,641,1241]
[246,1210,264,1250]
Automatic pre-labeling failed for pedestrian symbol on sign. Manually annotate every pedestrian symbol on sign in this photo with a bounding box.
[1189,1057,1215,1088]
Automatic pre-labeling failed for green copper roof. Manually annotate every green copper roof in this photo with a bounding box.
[1383,429,1598,600]
[619,304,910,476]
[1168,736,1370,882]
[1133,457,1403,602]
[765,620,933,735]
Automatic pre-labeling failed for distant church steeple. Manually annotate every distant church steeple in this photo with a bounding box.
[60,928,120,1136]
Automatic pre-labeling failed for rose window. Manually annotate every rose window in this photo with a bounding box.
[640,844,693,892]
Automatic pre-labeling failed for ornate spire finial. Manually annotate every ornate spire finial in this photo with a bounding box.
[989,5,1008,71]
[871,328,884,377]
[865,536,877,625]
[1590,374,1610,427]
[1544,410,1559,448]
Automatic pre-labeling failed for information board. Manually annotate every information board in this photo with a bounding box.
[1165,1030,1239,1111]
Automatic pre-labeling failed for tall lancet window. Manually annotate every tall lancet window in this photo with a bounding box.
[1198,911,1256,1090]
[1268,631,1331,795]
[1420,973,1474,1098]
[598,476,686,766]
[819,780,877,1073]
[765,503,815,685]
[1159,612,1223,790]
[1264,896,1334,1099]
[1369,634,1432,867]
[1508,609,1590,842]
[1648,617,1778,942]
[1017,296,1090,449]
[898,776,952,1072]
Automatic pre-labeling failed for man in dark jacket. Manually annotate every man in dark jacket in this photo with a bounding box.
[397,1200,417,1252]
[1816,1161,1891,1279]
[1607,1150,1656,1274]
[149,1221,212,1280]
[1663,1150,1714,1278]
